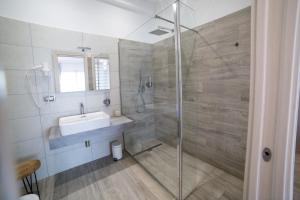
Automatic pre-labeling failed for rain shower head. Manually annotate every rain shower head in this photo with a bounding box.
[149,28,169,36]
[158,26,174,33]
[149,25,174,36]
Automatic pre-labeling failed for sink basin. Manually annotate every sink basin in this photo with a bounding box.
[59,112,110,136]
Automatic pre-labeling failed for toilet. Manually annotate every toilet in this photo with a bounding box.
[19,194,39,200]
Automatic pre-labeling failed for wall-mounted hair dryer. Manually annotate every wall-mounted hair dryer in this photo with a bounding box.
[26,62,54,108]
[31,62,51,76]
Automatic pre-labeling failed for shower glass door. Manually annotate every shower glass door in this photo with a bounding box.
[120,2,179,198]
[180,1,250,199]
[120,1,250,199]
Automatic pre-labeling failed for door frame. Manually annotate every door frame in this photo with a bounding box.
[244,0,300,199]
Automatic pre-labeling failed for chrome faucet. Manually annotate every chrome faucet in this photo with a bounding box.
[80,103,85,115]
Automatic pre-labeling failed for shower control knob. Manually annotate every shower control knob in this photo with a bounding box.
[262,147,272,162]
[146,81,152,88]
[145,76,152,88]
[103,98,111,107]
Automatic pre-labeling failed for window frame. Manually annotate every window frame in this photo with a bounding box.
[92,56,111,91]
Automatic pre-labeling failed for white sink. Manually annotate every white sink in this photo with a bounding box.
[59,112,110,136]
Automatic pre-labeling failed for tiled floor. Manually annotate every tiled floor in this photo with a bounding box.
[134,143,244,200]
[35,143,243,200]
[37,155,174,200]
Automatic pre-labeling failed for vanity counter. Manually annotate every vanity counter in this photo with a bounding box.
[48,116,133,150]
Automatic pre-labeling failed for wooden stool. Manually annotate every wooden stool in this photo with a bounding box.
[16,160,41,197]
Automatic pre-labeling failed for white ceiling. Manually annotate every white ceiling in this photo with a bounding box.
[0,0,250,43]
[96,0,158,15]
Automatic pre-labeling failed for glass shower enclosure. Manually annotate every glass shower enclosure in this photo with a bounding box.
[120,1,250,199]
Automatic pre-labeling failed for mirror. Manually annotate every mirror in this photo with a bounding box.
[57,56,86,92]
[54,53,110,93]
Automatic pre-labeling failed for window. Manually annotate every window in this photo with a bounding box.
[94,58,110,90]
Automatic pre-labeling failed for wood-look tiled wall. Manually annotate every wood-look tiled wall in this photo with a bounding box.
[153,7,251,178]
[120,7,250,178]
[119,40,156,153]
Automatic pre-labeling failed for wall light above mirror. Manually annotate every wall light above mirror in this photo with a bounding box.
[54,52,110,93]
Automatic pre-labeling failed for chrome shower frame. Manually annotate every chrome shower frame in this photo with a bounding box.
[173,1,183,200]
[122,1,188,199]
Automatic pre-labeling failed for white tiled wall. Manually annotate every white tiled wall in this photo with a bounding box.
[30,24,83,51]
[0,17,31,46]
[1,16,121,180]
[8,94,40,119]
[9,116,42,143]
[0,45,33,69]
[5,70,29,94]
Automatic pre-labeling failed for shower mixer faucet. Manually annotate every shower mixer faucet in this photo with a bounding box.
[80,103,85,115]
[145,76,153,88]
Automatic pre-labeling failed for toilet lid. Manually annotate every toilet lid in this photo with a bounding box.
[19,194,39,200]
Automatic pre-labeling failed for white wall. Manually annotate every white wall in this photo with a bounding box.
[0,0,251,43]
[0,0,150,39]
[180,0,251,28]
[0,16,122,179]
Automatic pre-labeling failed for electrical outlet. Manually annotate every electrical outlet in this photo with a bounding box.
[85,140,91,147]
[43,95,55,102]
